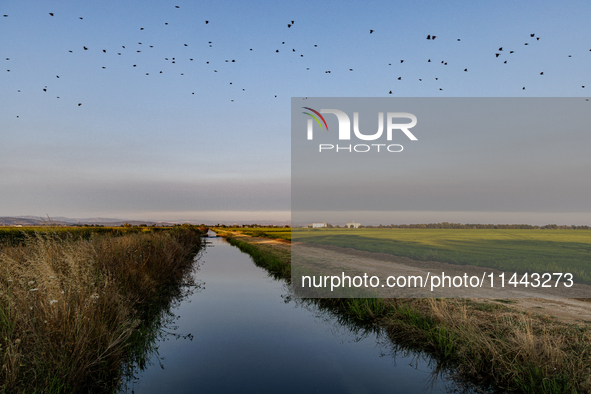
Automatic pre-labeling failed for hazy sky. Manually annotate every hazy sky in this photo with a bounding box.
[1,0,589,223]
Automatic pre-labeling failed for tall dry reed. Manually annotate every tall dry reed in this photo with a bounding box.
[0,228,202,393]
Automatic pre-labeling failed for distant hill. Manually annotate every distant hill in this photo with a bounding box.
[0,216,290,227]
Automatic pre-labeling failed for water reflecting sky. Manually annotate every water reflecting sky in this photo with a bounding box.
[124,236,473,394]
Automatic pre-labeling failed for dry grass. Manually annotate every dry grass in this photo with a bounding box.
[383,298,591,393]
[0,228,202,393]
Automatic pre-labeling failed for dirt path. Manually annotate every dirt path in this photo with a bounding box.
[222,233,591,325]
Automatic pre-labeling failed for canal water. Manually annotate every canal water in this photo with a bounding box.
[122,235,473,393]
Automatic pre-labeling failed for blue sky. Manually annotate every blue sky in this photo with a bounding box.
[1,0,589,223]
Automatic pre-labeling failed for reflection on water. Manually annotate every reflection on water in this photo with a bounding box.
[120,236,491,394]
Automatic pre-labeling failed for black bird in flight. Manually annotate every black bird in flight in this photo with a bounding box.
[205,20,209,24]
[530,33,535,37]
[426,35,431,39]
[49,13,54,16]
[370,30,374,34]
[495,53,500,57]
[175,5,180,8]
[78,103,82,106]
[83,46,88,50]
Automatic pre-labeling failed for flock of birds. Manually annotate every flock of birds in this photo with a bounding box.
[2,7,590,118]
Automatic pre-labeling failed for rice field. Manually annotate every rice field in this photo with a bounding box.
[225,227,591,285]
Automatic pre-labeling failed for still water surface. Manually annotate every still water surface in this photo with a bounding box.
[124,235,472,393]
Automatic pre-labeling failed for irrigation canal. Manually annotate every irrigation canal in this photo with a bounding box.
[122,234,482,393]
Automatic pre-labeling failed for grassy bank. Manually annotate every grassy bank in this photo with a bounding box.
[0,227,204,393]
[218,230,591,393]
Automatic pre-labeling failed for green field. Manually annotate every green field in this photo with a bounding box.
[286,228,591,284]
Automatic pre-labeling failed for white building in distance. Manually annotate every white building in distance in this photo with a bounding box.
[311,222,327,228]
[346,221,360,228]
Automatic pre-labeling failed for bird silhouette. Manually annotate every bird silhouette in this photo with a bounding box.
[370,30,374,34]
[49,13,54,16]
